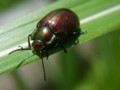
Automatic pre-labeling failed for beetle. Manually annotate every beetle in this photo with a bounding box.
[9,8,83,80]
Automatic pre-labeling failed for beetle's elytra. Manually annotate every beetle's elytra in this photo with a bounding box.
[9,8,83,80]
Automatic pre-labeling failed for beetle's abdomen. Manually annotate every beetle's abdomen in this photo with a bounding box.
[38,9,80,38]
[49,9,79,33]
[37,9,58,26]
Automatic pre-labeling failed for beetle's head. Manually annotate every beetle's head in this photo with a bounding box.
[32,41,46,55]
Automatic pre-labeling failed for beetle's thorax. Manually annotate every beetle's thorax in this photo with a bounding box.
[31,26,54,42]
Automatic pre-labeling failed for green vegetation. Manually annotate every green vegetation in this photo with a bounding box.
[0,0,120,90]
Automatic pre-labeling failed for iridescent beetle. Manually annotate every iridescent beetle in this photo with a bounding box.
[9,8,83,80]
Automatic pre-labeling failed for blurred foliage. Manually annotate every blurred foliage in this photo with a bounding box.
[0,0,23,11]
[93,29,120,90]
[0,0,120,90]
[0,0,119,75]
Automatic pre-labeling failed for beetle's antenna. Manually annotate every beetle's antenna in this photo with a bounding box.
[80,30,87,35]
[41,57,46,81]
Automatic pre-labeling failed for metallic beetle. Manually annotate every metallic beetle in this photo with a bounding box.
[10,8,83,80]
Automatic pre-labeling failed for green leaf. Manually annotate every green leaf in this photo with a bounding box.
[0,0,120,74]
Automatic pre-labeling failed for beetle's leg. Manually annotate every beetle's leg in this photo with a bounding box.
[73,31,80,36]
[56,37,67,53]
[73,28,86,36]
[74,39,79,45]
[19,34,32,49]
[28,34,32,49]
[73,29,85,45]
[9,34,32,54]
